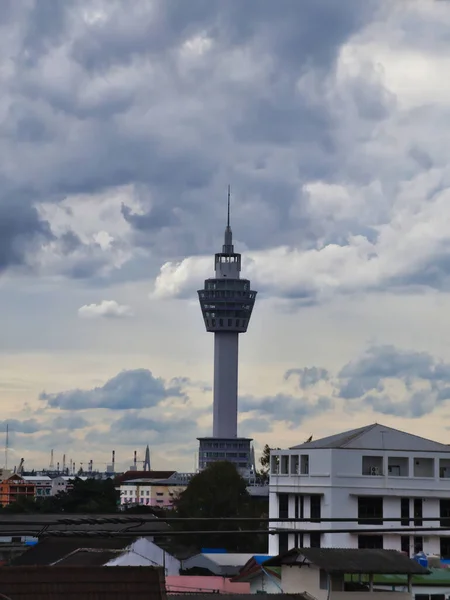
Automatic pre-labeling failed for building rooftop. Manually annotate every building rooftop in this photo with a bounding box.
[10,537,135,566]
[116,470,176,484]
[0,566,166,600]
[2,513,170,538]
[290,423,450,452]
[264,548,429,575]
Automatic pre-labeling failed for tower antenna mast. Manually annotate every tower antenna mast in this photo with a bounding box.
[227,184,231,228]
[5,424,8,470]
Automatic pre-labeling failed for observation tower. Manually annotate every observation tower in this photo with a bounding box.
[197,187,257,477]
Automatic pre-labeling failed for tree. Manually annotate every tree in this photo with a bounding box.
[49,478,119,513]
[259,444,280,482]
[173,461,266,552]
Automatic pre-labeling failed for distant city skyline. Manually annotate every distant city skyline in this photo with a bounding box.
[2,1,450,472]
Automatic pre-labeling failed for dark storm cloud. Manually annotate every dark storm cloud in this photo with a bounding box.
[0,201,54,272]
[0,0,383,276]
[39,369,185,410]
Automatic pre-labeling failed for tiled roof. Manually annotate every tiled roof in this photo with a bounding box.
[0,566,166,600]
[264,548,429,575]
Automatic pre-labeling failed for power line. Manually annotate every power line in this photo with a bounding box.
[0,516,448,524]
[3,526,450,538]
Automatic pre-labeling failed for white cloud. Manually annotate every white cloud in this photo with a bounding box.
[78,300,134,319]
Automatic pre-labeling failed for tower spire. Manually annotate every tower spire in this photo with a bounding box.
[223,185,233,254]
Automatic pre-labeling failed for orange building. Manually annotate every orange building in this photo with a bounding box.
[0,474,35,506]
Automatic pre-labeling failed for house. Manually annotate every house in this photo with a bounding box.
[181,553,270,577]
[117,471,192,508]
[367,566,450,598]
[231,555,282,593]
[165,576,251,594]
[0,565,166,599]
[269,423,450,556]
[0,474,35,505]
[264,547,428,599]
[23,475,52,498]
[10,536,181,575]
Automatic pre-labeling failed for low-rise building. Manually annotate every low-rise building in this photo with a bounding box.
[0,474,35,506]
[22,475,52,498]
[269,423,450,557]
[264,547,427,599]
[118,471,193,508]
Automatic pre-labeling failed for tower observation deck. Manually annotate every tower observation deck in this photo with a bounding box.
[197,188,257,477]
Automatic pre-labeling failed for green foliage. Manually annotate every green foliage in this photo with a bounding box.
[0,478,119,514]
[173,461,267,552]
[259,444,279,482]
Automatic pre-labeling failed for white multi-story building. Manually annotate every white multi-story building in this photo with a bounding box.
[268,423,450,558]
[22,475,52,498]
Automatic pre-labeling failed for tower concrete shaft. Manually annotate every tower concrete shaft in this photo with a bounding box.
[197,188,257,439]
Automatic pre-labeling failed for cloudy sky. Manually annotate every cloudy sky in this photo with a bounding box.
[2,0,450,473]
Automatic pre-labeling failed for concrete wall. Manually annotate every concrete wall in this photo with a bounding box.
[281,564,323,598]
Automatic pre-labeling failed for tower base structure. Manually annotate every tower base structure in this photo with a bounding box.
[198,437,254,480]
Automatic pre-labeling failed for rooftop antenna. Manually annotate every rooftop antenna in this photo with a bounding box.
[4,424,8,470]
[227,184,231,228]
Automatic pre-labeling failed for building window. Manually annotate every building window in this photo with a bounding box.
[358,496,383,525]
[388,457,409,477]
[291,455,299,474]
[440,499,450,527]
[401,535,410,556]
[279,533,289,555]
[310,495,321,523]
[414,457,434,478]
[358,535,383,549]
[270,455,280,474]
[294,533,304,548]
[280,455,289,475]
[295,495,304,520]
[300,455,309,474]
[310,533,321,548]
[414,536,423,553]
[414,498,423,526]
[362,456,383,476]
[279,493,289,519]
[401,498,410,526]
[441,537,450,559]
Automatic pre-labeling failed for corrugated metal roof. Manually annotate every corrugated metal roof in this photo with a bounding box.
[265,548,429,575]
[0,566,166,599]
